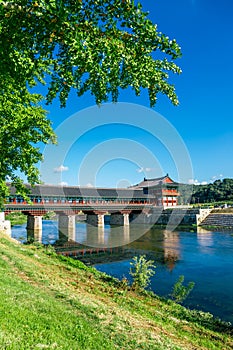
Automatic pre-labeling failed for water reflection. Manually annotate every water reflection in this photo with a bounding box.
[97,225,105,245]
[81,224,152,248]
[163,230,180,271]
[27,229,42,243]
[197,227,214,253]
[11,221,181,268]
[127,227,181,270]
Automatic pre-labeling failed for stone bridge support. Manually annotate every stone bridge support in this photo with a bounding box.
[86,211,106,227]
[26,215,43,243]
[58,214,76,243]
[110,211,130,226]
[123,212,130,226]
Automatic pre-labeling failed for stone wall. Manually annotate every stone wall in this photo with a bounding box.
[130,207,211,226]
[199,213,233,227]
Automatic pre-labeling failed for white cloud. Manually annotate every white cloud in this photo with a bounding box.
[188,179,196,185]
[58,181,68,186]
[188,179,208,185]
[189,174,224,186]
[188,179,201,185]
[53,165,69,173]
[211,174,223,181]
[85,183,94,188]
[136,167,153,173]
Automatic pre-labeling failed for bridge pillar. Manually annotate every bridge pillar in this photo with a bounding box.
[26,215,42,243]
[110,211,130,226]
[58,214,76,243]
[86,212,105,227]
[123,213,129,226]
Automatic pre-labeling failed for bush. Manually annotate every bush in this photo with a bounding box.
[129,255,156,291]
[170,275,195,303]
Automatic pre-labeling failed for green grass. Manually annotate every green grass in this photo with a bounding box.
[211,207,233,213]
[192,201,233,209]
[0,233,232,349]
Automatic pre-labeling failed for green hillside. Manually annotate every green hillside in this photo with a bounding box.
[0,233,232,349]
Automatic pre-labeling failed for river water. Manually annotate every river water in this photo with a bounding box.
[11,221,233,324]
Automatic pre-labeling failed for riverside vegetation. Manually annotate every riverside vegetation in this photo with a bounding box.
[5,212,27,226]
[0,232,232,349]
[5,211,57,227]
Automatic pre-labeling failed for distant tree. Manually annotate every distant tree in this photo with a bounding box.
[0,0,182,204]
[177,184,193,205]
[191,178,233,204]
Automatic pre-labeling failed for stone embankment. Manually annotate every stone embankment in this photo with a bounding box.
[0,212,11,235]
[132,207,211,227]
[200,213,233,228]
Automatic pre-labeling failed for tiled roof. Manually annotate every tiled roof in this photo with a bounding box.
[7,184,153,199]
[131,174,179,188]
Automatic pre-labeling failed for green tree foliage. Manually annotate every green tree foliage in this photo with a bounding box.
[0,86,56,203]
[0,0,182,203]
[191,179,233,204]
[5,211,27,226]
[130,255,156,291]
[178,184,193,205]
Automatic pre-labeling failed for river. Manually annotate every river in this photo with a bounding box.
[11,221,233,324]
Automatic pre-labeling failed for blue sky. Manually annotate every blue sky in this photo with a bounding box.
[39,0,233,188]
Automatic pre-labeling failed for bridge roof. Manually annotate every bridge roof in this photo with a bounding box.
[8,184,153,199]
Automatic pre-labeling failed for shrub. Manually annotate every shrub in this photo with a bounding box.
[170,275,195,303]
[129,255,156,291]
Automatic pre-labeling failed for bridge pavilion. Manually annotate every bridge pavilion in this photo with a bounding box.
[131,174,180,207]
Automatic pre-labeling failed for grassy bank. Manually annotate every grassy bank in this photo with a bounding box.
[211,207,233,213]
[0,233,232,349]
[198,225,233,231]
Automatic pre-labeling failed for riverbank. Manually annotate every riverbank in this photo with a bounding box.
[0,232,232,349]
[199,225,233,231]
[153,223,197,231]
[5,211,58,227]
[5,212,27,226]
